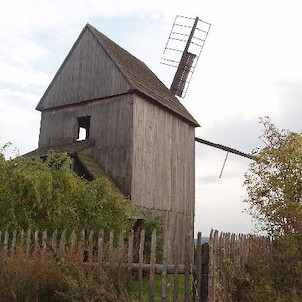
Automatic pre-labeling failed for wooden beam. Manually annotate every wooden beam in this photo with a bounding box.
[195,137,256,161]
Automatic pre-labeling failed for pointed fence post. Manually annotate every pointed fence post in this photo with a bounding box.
[127,230,134,293]
[11,230,17,254]
[60,229,66,258]
[26,229,31,259]
[138,229,145,302]
[173,233,179,302]
[42,230,48,253]
[194,232,202,302]
[149,229,157,302]
[161,228,169,302]
[98,229,104,267]
[88,230,94,263]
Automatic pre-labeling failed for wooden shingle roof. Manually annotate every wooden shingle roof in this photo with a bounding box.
[87,24,199,126]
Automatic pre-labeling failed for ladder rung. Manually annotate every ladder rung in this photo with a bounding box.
[165,47,183,53]
[160,62,178,68]
[171,31,189,37]
[161,58,180,64]
[170,37,187,43]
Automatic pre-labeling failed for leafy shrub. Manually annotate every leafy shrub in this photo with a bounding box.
[0,151,136,234]
[0,241,131,302]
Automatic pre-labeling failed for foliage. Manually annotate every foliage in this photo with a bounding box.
[0,149,136,234]
[223,236,302,302]
[228,117,302,301]
[244,116,302,236]
[0,242,131,302]
[143,212,164,262]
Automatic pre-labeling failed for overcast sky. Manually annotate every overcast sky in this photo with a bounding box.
[1,0,301,236]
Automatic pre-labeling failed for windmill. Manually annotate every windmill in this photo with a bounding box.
[161,15,211,98]
[161,15,255,176]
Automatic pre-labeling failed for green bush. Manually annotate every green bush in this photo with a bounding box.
[0,242,131,302]
[0,151,136,234]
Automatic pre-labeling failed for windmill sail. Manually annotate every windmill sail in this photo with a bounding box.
[161,15,211,98]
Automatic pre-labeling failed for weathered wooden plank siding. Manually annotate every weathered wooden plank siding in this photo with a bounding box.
[38,28,131,110]
[38,95,134,195]
[131,95,195,259]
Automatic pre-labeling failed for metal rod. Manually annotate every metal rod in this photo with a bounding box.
[219,152,229,178]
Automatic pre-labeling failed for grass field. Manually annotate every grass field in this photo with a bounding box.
[132,274,193,301]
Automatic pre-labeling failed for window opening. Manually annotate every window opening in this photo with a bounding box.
[77,116,90,141]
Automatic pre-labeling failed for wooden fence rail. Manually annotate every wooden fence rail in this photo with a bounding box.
[0,228,270,301]
[0,228,196,302]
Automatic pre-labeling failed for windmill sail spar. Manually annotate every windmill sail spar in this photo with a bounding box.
[161,15,211,98]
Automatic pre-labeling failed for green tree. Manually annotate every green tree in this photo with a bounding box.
[244,117,302,236]
[0,149,137,233]
[242,117,302,300]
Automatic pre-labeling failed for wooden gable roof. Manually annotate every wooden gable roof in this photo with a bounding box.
[37,23,199,126]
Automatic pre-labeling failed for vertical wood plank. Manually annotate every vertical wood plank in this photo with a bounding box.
[3,231,9,256]
[138,229,145,302]
[127,230,134,293]
[184,233,191,302]
[173,233,179,302]
[88,230,94,263]
[52,229,58,252]
[60,229,66,257]
[149,229,157,302]
[70,230,77,253]
[118,231,124,255]
[98,229,104,266]
[25,229,32,259]
[11,230,17,254]
[79,229,85,252]
[195,232,202,302]
[34,230,39,247]
[208,229,214,302]
[19,229,25,250]
[161,228,169,302]
[109,230,114,262]
[42,230,48,252]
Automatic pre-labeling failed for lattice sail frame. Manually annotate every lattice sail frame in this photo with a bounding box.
[161,15,211,98]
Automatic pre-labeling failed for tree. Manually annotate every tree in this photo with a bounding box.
[244,117,302,237]
[0,149,137,233]
[228,118,302,300]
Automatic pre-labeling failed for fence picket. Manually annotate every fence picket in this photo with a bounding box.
[98,229,104,266]
[88,230,94,263]
[0,228,273,302]
[42,230,48,252]
[149,229,157,302]
[127,230,134,293]
[60,229,66,257]
[26,229,31,259]
[184,233,191,302]
[173,234,179,302]
[109,230,114,262]
[70,230,77,253]
[138,229,145,302]
[194,232,202,301]
[52,229,57,251]
[161,228,169,302]
[3,231,9,256]
[11,230,17,254]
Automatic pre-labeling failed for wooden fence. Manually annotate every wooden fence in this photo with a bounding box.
[0,228,269,302]
[0,228,196,301]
